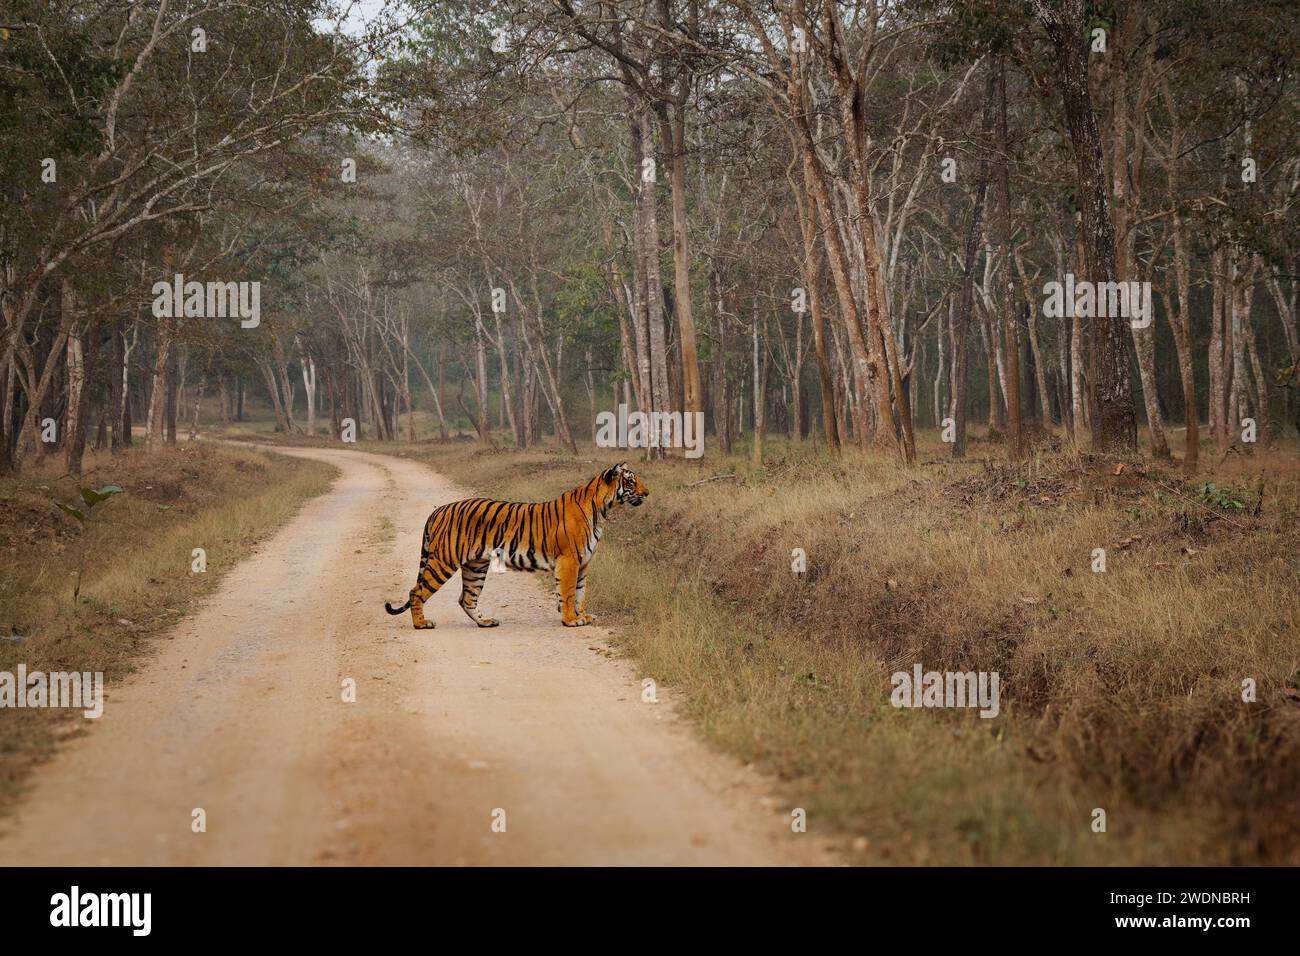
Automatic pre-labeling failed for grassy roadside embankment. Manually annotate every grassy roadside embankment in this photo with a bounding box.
[0,442,336,812]
[356,431,1299,866]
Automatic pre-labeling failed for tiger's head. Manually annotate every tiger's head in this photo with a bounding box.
[604,461,649,507]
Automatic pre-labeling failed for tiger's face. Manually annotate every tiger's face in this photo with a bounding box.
[607,462,649,507]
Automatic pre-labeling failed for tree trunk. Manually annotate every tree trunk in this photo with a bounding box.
[435,341,449,439]
[109,321,127,451]
[1164,204,1199,471]
[996,57,1022,459]
[796,134,872,449]
[257,359,290,434]
[710,267,733,455]
[751,311,765,465]
[952,71,996,458]
[1015,253,1054,427]
[475,319,488,442]
[1209,247,1229,452]
[790,165,840,453]
[608,240,646,415]
[64,308,95,476]
[64,312,85,469]
[636,105,672,456]
[164,337,178,446]
[660,99,703,446]
[188,378,205,441]
[146,316,172,448]
[1036,0,1137,452]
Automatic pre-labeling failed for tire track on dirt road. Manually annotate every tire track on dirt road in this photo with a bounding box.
[0,445,828,866]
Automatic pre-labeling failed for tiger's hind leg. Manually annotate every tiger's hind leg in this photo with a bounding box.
[459,559,499,628]
[409,559,457,630]
[557,553,593,627]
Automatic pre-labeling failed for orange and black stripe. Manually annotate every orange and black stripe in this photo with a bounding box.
[385,462,649,629]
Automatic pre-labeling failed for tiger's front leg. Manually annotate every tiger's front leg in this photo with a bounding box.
[575,560,592,619]
[554,564,592,618]
[556,553,593,627]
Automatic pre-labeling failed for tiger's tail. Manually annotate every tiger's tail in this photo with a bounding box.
[386,513,433,617]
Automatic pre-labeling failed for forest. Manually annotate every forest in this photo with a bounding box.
[2,0,1296,472]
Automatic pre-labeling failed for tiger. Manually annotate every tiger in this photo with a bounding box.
[384,462,649,629]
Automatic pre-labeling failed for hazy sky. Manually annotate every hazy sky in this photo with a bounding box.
[328,0,401,36]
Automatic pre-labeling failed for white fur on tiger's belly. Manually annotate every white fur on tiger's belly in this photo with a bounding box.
[487,547,551,573]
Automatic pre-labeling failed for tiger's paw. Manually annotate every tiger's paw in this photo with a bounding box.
[413,621,435,630]
[562,613,595,627]
[476,617,499,628]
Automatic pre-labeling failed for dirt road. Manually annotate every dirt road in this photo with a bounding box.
[0,446,824,866]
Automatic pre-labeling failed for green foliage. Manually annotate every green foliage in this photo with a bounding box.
[553,260,617,343]
[1196,482,1246,511]
[79,485,124,507]
[0,7,126,155]
[54,485,123,526]
[52,485,124,600]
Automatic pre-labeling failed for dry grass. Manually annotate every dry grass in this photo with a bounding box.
[0,442,335,810]
[358,428,1300,865]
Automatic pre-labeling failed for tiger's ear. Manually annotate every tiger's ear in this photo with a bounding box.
[603,461,627,483]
